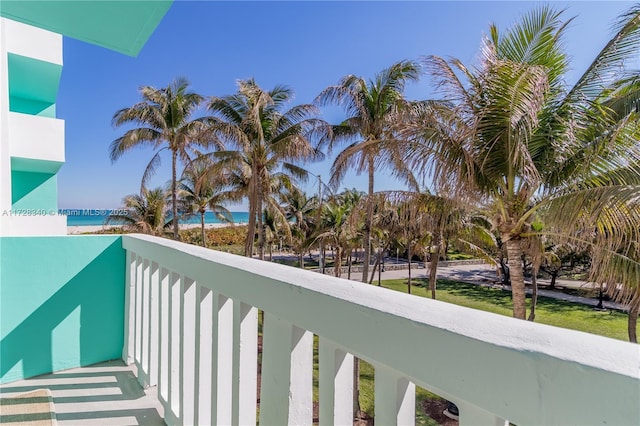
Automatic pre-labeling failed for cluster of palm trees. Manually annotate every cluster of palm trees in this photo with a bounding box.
[109,5,640,340]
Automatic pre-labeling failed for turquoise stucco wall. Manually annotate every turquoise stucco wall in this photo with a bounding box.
[8,53,61,118]
[0,1,173,57]
[0,236,126,383]
[11,170,57,210]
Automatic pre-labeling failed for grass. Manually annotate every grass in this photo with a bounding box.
[382,278,629,341]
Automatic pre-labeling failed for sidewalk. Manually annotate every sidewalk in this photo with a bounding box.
[352,262,628,312]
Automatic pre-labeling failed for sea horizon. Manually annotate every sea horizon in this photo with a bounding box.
[63,209,250,227]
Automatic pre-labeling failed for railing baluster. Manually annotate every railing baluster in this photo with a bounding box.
[319,337,354,425]
[375,365,415,426]
[259,313,313,425]
[140,259,150,384]
[197,286,214,425]
[212,294,233,425]
[122,251,136,365]
[148,261,160,387]
[232,302,258,426]
[158,268,170,404]
[181,278,197,426]
[134,255,143,365]
[166,272,182,424]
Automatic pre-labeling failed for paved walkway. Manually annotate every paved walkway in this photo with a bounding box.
[356,262,628,312]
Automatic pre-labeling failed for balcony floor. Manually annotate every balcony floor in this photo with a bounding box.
[0,360,163,425]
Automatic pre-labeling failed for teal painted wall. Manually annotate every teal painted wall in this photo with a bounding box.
[11,170,57,210]
[8,53,61,118]
[0,236,125,384]
[0,1,173,57]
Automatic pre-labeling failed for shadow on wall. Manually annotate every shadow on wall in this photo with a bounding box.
[0,236,126,383]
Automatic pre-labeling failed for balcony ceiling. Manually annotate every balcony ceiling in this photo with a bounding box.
[0,1,173,57]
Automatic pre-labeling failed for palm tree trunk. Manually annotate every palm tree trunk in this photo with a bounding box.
[348,250,353,280]
[334,246,342,277]
[407,244,412,292]
[629,296,639,343]
[171,150,179,240]
[257,193,265,261]
[298,251,304,269]
[244,177,257,257]
[362,156,375,282]
[549,271,557,289]
[528,266,538,321]
[369,253,381,284]
[429,241,440,299]
[200,211,206,247]
[505,236,527,319]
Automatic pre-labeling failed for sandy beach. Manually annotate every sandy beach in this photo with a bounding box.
[67,222,236,235]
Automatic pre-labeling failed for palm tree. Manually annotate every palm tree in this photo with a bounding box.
[111,77,219,240]
[107,187,170,236]
[281,187,316,268]
[178,162,233,247]
[401,6,640,319]
[316,60,421,282]
[207,79,329,259]
[313,194,357,277]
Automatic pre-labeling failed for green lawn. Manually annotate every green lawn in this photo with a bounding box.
[382,278,629,341]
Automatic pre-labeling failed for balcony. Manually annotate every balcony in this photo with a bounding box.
[9,112,65,165]
[1,234,638,425]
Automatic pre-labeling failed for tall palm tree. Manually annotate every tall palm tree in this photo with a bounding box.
[178,162,233,247]
[316,60,421,282]
[312,193,357,277]
[281,187,316,268]
[207,79,329,259]
[111,77,219,240]
[402,6,640,319]
[107,187,170,236]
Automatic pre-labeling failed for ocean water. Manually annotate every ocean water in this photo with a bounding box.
[64,210,250,227]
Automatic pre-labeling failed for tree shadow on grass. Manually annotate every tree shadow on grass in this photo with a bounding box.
[411,278,611,316]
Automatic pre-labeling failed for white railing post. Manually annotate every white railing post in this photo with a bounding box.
[232,302,258,426]
[212,294,233,425]
[289,325,314,424]
[374,365,415,426]
[122,251,136,365]
[319,337,354,426]
[134,255,143,365]
[141,259,150,383]
[259,313,313,426]
[457,401,509,426]
[196,286,213,425]
[158,268,170,405]
[165,272,182,425]
[181,278,197,426]
[148,261,160,387]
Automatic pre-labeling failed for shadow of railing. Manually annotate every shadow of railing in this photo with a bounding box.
[0,360,163,425]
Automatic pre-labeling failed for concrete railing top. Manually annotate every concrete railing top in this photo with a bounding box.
[123,234,640,425]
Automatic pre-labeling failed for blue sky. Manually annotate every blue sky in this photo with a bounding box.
[56,1,636,209]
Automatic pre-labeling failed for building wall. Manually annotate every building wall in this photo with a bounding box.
[0,236,126,384]
[0,18,65,235]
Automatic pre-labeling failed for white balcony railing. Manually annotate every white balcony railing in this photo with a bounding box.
[9,111,65,166]
[122,234,640,426]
